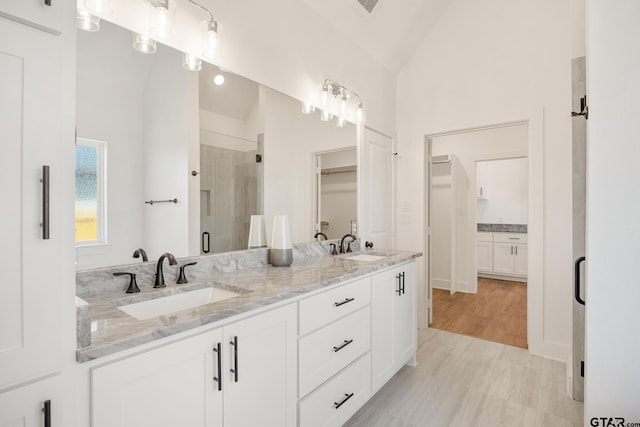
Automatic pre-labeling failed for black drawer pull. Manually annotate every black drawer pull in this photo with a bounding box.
[334,393,354,409]
[42,165,50,239]
[230,336,238,382]
[42,400,51,427]
[333,339,353,352]
[334,297,355,307]
[213,342,222,391]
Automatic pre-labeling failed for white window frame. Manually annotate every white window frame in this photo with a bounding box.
[75,137,108,247]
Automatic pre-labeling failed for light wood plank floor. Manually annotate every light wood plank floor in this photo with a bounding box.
[345,328,583,427]
[430,278,527,349]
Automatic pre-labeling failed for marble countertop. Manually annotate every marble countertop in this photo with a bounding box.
[477,223,527,233]
[77,250,421,362]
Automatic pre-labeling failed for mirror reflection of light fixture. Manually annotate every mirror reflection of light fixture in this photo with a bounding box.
[213,73,225,86]
[320,110,333,122]
[182,53,202,71]
[336,117,347,127]
[301,103,316,115]
[84,0,113,15]
[76,8,100,32]
[132,32,157,54]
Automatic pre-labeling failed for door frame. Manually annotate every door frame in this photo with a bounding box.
[423,117,546,359]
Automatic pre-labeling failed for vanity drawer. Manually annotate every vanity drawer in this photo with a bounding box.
[298,353,372,427]
[299,306,370,398]
[299,277,370,335]
[493,232,528,243]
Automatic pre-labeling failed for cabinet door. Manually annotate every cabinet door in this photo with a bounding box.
[371,268,395,392]
[393,262,416,369]
[92,329,223,427]
[0,376,67,427]
[222,304,297,427]
[514,244,528,276]
[493,242,515,274]
[476,241,493,273]
[0,6,75,389]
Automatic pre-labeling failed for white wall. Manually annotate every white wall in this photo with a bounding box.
[142,44,199,260]
[397,0,573,363]
[477,158,528,224]
[263,87,356,244]
[585,0,640,418]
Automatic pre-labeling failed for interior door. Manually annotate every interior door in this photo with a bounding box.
[359,128,393,248]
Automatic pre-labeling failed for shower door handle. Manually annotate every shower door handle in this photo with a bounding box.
[575,256,586,305]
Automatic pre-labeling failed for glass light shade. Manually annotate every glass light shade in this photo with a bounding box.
[148,0,174,38]
[132,33,157,54]
[340,93,348,117]
[301,103,316,115]
[76,9,100,32]
[320,84,330,110]
[356,102,365,124]
[203,21,219,59]
[84,0,113,15]
[213,74,225,86]
[320,110,333,122]
[336,116,347,127]
[182,53,202,71]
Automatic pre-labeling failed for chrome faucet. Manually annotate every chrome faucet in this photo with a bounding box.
[339,234,356,254]
[154,252,177,288]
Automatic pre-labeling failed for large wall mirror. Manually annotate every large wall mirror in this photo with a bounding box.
[75,20,357,270]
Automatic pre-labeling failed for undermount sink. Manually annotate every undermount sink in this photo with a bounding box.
[346,254,388,262]
[117,285,246,320]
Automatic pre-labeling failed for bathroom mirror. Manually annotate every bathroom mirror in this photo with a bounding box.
[75,20,356,270]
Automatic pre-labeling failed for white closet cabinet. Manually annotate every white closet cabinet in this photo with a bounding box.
[92,304,297,427]
[0,2,75,425]
[371,262,417,392]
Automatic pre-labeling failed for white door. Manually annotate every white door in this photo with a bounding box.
[359,128,393,248]
[223,304,297,427]
[0,6,75,389]
[493,243,515,275]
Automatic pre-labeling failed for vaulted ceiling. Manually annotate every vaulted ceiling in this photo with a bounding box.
[302,0,455,72]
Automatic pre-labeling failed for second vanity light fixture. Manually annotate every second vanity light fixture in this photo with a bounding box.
[77,0,220,72]
[302,79,365,127]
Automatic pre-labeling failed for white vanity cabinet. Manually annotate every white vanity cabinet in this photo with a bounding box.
[91,303,297,427]
[0,2,75,425]
[371,262,417,392]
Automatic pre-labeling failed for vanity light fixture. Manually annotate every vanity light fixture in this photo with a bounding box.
[132,32,157,54]
[84,0,113,15]
[145,0,174,38]
[203,20,219,59]
[182,53,202,71]
[76,8,100,32]
[306,79,365,126]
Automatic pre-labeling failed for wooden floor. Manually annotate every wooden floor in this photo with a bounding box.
[346,328,583,426]
[429,278,527,349]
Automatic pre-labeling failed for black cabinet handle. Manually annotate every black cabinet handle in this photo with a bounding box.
[42,165,50,239]
[395,273,402,295]
[230,336,238,382]
[202,232,210,253]
[213,342,222,391]
[44,0,52,6]
[333,339,353,352]
[42,400,51,427]
[575,256,586,305]
[334,297,355,307]
[334,393,354,409]
[401,272,405,295]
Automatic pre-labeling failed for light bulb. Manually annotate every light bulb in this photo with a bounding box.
[213,74,225,86]
[182,53,202,71]
[76,9,100,32]
[321,84,330,110]
[132,33,157,54]
[320,110,333,122]
[203,20,219,59]
[84,0,113,15]
[301,103,315,115]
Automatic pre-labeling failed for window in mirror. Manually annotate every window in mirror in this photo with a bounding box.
[75,138,107,246]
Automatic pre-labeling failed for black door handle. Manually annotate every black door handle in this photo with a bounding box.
[202,231,210,254]
[43,400,51,427]
[575,256,586,305]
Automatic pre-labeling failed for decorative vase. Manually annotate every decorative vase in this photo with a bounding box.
[248,215,267,249]
[271,215,293,267]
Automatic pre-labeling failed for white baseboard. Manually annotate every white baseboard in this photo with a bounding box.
[478,272,527,283]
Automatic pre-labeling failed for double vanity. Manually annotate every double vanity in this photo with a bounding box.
[75,241,421,426]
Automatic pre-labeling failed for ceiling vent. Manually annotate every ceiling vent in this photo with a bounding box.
[356,0,380,14]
